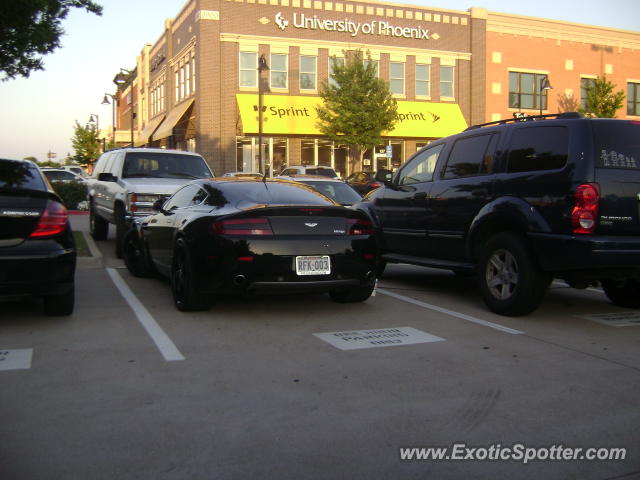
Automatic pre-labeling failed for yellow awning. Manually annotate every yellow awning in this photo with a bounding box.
[134,115,165,146]
[236,94,467,138]
[153,99,194,140]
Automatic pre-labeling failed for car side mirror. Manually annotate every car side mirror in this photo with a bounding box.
[97,172,117,182]
[152,198,168,214]
[375,169,393,185]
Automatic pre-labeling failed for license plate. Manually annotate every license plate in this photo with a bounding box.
[295,255,331,275]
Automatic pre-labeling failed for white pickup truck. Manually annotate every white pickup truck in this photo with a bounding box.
[87,148,214,257]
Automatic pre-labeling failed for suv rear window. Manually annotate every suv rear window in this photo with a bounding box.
[0,160,45,190]
[594,121,640,169]
[122,152,212,179]
[506,126,568,173]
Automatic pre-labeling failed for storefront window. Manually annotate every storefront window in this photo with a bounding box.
[301,138,315,165]
[236,137,288,175]
[318,139,332,167]
[333,144,348,178]
[272,138,288,174]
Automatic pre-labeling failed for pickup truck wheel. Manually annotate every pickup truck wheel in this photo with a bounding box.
[478,232,550,316]
[171,239,213,311]
[123,230,155,278]
[115,205,127,258]
[89,204,108,240]
[601,279,640,308]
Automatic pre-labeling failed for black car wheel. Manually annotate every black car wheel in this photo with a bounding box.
[601,279,640,308]
[114,204,127,258]
[330,278,376,303]
[43,288,74,316]
[123,230,155,278]
[171,239,213,311]
[89,203,108,240]
[478,232,550,316]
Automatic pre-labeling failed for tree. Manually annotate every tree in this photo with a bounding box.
[579,76,626,118]
[0,1,102,81]
[23,156,38,162]
[316,50,398,172]
[71,121,100,168]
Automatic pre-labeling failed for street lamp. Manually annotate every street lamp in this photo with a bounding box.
[87,114,102,152]
[257,54,269,175]
[102,93,116,147]
[113,68,135,146]
[540,76,553,115]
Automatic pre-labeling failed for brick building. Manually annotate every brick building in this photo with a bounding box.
[108,0,640,177]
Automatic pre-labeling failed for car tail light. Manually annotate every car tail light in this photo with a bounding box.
[369,182,382,189]
[347,218,373,235]
[211,217,274,235]
[29,200,68,238]
[571,183,599,234]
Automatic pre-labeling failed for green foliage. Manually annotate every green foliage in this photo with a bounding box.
[579,76,626,118]
[71,121,100,167]
[316,50,398,166]
[0,1,102,81]
[23,156,38,162]
[50,181,87,210]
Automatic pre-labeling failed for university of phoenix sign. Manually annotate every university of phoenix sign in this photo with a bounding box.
[274,11,430,40]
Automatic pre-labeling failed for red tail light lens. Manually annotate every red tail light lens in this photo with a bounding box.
[571,183,599,234]
[30,200,68,238]
[347,218,373,235]
[211,217,273,235]
[369,182,382,189]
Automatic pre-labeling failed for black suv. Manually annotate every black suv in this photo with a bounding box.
[356,113,640,316]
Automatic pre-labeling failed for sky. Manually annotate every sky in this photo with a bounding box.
[1,0,639,162]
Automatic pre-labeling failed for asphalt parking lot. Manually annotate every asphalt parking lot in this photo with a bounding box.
[0,214,639,480]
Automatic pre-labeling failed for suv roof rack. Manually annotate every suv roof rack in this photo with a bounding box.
[465,112,584,131]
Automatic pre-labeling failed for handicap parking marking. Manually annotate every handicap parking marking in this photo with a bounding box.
[106,268,185,362]
[578,311,640,327]
[314,327,445,351]
[0,349,33,371]
[376,288,525,335]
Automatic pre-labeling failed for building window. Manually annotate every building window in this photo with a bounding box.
[509,72,548,110]
[175,69,180,102]
[581,77,596,110]
[300,55,317,90]
[390,62,404,95]
[440,65,454,98]
[270,53,288,89]
[191,54,196,94]
[364,58,378,76]
[328,57,344,87]
[416,64,430,97]
[239,52,258,88]
[628,82,640,116]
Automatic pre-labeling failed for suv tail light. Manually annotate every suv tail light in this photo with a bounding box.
[571,183,599,234]
[211,217,274,235]
[347,218,373,235]
[29,200,68,238]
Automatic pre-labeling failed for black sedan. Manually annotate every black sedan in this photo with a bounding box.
[0,159,76,315]
[123,178,378,311]
[345,170,392,195]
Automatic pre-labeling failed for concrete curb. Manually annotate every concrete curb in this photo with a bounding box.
[77,231,104,269]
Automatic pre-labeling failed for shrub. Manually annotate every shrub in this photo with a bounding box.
[50,181,88,210]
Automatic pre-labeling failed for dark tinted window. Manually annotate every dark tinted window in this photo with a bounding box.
[122,152,212,179]
[300,181,362,205]
[594,121,640,169]
[305,168,337,178]
[0,160,45,190]
[506,126,568,173]
[443,134,494,179]
[205,181,335,207]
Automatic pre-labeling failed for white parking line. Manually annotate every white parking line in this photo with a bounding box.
[106,268,185,361]
[376,288,525,335]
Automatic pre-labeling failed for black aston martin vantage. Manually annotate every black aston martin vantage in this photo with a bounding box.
[123,178,378,311]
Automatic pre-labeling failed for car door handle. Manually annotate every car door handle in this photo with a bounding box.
[413,192,428,200]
